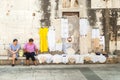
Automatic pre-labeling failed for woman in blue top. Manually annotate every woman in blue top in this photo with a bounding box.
[9,39,20,66]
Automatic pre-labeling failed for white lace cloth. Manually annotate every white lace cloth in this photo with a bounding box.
[37,53,107,64]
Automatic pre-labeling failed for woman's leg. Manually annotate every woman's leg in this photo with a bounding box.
[26,60,30,66]
[16,53,19,59]
[25,53,30,65]
[12,54,16,66]
[31,52,37,65]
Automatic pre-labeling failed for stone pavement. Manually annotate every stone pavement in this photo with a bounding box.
[0,64,120,80]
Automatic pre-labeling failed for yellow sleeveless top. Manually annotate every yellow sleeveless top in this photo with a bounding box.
[39,27,48,52]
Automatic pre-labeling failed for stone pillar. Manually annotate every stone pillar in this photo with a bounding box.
[104,9,110,53]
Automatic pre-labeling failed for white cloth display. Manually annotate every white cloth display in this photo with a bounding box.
[44,54,53,63]
[99,36,105,45]
[99,36,105,50]
[66,48,75,55]
[61,19,69,38]
[90,54,99,63]
[68,55,76,63]
[52,54,63,63]
[79,19,89,54]
[98,54,106,63]
[79,55,84,64]
[37,54,46,64]
[37,54,52,64]
[55,43,62,51]
[79,19,89,36]
[37,53,106,64]
[62,54,69,64]
[75,55,80,63]
[84,53,107,63]
[75,54,84,64]
[83,54,91,61]
[80,36,89,54]
[92,29,100,38]
[62,43,71,53]
[48,26,56,51]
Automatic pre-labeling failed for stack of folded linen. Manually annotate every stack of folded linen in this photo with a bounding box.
[44,54,53,63]
[37,54,46,64]
[68,55,76,64]
[83,54,91,62]
[88,53,106,63]
[66,48,75,55]
[74,54,84,64]
[62,54,69,64]
[98,54,106,63]
[37,53,107,64]
[90,53,99,63]
[52,54,63,64]
[56,43,62,51]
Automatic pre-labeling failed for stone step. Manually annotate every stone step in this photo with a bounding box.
[0,56,119,65]
[0,59,40,65]
[0,56,38,65]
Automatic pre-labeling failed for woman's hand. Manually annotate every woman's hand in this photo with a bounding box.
[12,51,16,54]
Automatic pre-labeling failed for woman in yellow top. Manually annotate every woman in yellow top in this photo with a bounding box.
[39,27,48,53]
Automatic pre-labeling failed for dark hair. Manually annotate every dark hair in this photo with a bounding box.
[13,39,18,42]
[29,38,34,42]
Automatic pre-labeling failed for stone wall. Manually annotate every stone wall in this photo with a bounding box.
[0,0,120,55]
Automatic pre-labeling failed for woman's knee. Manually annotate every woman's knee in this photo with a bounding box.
[12,54,16,58]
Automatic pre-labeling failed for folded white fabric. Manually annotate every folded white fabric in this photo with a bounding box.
[62,54,69,64]
[66,48,75,55]
[55,43,62,51]
[44,54,53,63]
[68,55,76,63]
[91,55,99,63]
[90,53,106,63]
[98,54,106,63]
[75,54,80,63]
[83,54,91,62]
[37,54,53,64]
[52,54,63,63]
[48,27,56,51]
[37,54,46,64]
[75,54,84,64]
[37,53,106,64]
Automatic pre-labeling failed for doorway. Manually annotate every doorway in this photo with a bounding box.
[62,12,80,53]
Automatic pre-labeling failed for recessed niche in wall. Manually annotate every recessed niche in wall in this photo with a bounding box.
[62,12,79,17]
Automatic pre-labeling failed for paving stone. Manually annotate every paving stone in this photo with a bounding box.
[0,64,120,80]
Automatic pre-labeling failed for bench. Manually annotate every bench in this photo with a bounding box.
[0,49,120,65]
[0,49,26,65]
